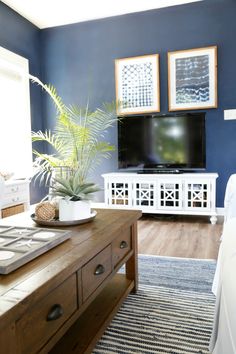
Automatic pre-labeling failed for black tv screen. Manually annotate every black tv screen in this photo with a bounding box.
[118,113,206,171]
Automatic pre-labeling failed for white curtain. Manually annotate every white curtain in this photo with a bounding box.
[0,47,32,178]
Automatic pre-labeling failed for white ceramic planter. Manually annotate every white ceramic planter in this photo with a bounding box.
[59,199,91,221]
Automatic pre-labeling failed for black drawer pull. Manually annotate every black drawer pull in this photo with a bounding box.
[120,240,128,249]
[94,264,105,275]
[47,304,63,321]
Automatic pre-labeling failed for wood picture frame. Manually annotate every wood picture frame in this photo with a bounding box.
[115,54,160,115]
[168,46,217,111]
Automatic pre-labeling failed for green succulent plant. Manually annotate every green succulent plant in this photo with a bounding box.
[29,75,117,186]
[50,169,100,201]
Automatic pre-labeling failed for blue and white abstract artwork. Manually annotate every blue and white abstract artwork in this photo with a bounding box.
[176,55,209,104]
[168,46,217,111]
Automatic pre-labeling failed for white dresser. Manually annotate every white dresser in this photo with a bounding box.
[0,179,30,218]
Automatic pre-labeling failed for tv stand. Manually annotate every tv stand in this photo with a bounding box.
[102,172,218,224]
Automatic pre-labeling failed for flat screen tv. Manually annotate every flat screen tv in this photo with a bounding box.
[118,113,206,172]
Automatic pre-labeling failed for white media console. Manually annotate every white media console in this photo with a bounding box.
[102,172,218,224]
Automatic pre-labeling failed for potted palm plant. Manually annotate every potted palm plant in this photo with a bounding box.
[30,75,117,186]
[29,75,117,221]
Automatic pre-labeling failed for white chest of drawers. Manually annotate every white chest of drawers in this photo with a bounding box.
[0,179,30,218]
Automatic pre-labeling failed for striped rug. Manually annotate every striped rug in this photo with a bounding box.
[93,255,216,354]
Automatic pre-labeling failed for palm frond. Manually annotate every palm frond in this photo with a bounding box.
[32,130,67,157]
[29,75,65,114]
[30,76,118,188]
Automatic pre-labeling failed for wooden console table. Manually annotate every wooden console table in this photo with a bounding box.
[0,208,141,353]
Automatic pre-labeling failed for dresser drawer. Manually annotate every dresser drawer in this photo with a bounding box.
[16,274,77,354]
[112,227,132,268]
[3,193,28,206]
[5,182,28,195]
[81,245,112,302]
[3,181,29,208]
[2,203,25,218]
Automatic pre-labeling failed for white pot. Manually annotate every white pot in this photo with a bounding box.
[59,199,91,221]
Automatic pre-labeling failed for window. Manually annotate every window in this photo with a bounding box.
[0,46,32,178]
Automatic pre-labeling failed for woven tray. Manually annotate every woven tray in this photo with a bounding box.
[31,210,97,226]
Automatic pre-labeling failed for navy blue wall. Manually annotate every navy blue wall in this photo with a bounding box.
[1,0,236,206]
[0,2,43,203]
[40,0,236,207]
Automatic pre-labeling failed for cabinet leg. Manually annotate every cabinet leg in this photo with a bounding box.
[210,215,217,225]
[126,222,138,293]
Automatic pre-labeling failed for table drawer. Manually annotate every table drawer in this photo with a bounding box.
[112,227,131,268]
[81,245,112,302]
[16,274,77,354]
[0,323,17,354]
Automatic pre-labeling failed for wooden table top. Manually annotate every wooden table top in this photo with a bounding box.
[0,208,141,330]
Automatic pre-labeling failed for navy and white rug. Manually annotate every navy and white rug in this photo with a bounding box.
[93,255,216,354]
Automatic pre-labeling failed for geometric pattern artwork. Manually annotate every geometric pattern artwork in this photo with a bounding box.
[121,62,154,108]
[115,54,160,115]
[168,46,217,111]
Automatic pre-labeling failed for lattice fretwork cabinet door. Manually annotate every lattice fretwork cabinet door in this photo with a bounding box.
[157,180,183,210]
[185,180,211,211]
[107,181,132,207]
[133,181,156,210]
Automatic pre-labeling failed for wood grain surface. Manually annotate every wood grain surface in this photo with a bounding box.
[138,214,222,259]
[0,208,141,332]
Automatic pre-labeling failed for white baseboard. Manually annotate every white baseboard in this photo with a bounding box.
[91,202,106,208]
[91,202,225,216]
[92,203,225,222]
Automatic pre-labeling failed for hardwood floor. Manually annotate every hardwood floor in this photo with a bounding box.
[138,214,223,260]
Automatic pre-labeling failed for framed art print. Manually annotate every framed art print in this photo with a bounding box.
[168,46,217,111]
[115,54,160,115]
